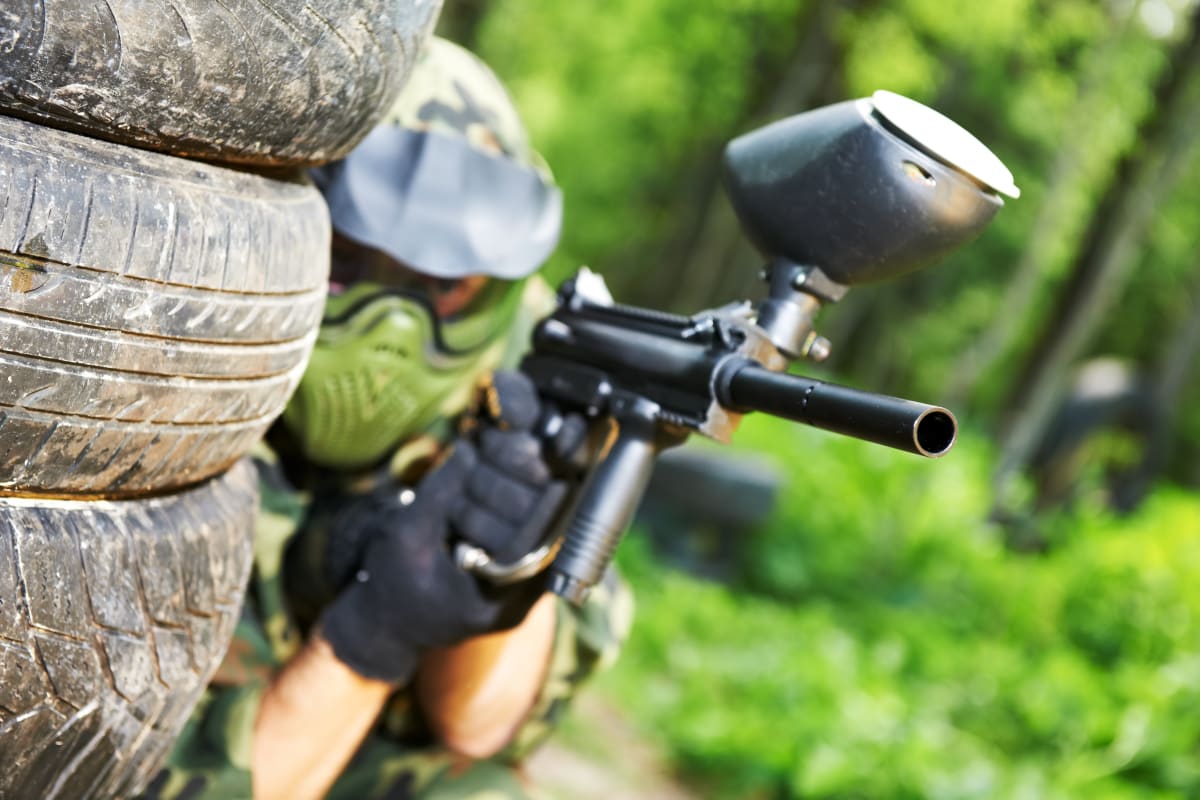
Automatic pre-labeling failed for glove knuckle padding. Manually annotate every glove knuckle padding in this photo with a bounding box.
[455,482,569,563]
[454,502,516,553]
[421,443,478,504]
[478,428,551,484]
[522,481,568,541]
[551,413,590,463]
[489,370,541,431]
[466,461,541,522]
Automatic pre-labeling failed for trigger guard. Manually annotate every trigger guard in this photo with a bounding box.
[454,539,559,585]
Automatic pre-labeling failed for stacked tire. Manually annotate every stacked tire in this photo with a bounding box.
[0,2,442,796]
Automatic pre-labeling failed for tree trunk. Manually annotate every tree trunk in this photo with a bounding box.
[945,144,1088,407]
[1154,276,1200,487]
[993,7,1200,505]
[435,0,492,50]
[636,0,847,311]
[1151,267,1200,451]
[945,5,1143,409]
[1128,269,1200,494]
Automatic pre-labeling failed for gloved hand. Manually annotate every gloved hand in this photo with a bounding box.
[453,370,589,564]
[318,371,588,684]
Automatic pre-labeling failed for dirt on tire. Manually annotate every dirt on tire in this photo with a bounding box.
[0,113,330,496]
[0,0,443,167]
[0,460,257,799]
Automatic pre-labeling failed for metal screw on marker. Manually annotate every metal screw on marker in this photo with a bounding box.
[805,335,832,362]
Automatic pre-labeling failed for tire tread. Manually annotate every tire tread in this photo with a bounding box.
[0,0,441,166]
[0,114,327,494]
[0,462,256,798]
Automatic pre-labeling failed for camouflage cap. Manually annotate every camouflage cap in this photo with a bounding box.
[311,37,562,281]
[381,37,550,178]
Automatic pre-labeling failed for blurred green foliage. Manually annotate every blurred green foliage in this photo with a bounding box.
[475,0,807,287]
[438,1,1200,795]
[603,415,1200,798]
[468,0,1200,474]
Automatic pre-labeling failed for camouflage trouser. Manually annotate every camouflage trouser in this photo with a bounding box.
[145,712,532,800]
[321,738,532,800]
[144,572,632,800]
[144,444,632,800]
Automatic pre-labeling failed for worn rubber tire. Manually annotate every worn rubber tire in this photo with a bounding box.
[0,0,442,166]
[0,459,257,800]
[0,113,329,496]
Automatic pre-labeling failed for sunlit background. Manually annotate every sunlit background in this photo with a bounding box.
[442,1,1200,797]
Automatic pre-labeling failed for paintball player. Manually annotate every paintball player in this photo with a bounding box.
[146,38,630,800]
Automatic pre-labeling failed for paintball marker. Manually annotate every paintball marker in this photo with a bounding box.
[457,90,1019,604]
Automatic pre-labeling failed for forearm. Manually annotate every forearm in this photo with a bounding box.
[252,634,393,800]
[416,593,557,758]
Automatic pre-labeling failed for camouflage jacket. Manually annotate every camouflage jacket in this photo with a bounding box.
[143,445,632,800]
[143,280,633,799]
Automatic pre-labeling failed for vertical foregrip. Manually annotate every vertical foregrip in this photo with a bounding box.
[547,508,627,604]
[547,401,662,605]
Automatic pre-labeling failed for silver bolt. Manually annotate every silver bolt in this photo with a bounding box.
[806,336,833,362]
[398,488,416,506]
[791,272,808,289]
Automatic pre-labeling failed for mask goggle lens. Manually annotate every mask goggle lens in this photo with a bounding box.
[326,236,521,352]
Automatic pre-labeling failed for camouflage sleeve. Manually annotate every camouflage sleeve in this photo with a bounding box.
[140,572,294,799]
[141,447,307,799]
[139,680,262,799]
[500,566,634,761]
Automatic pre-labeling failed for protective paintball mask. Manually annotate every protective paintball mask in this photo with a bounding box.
[282,243,525,469]
[293,93,561,469]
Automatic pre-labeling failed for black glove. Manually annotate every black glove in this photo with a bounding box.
[318,371,587,683]
[452,370,589,563]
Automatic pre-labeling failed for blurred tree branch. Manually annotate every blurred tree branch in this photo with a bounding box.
[994,4,1200,508]
[637,0,860,311]
[436,0,492,50]
[944,5,1141,409]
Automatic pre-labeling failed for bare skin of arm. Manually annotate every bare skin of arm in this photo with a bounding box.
[251,595,557,800]
[416,593,558,758]
[251,634,391,800]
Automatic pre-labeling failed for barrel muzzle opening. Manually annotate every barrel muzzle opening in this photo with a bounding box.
[914,408,957,457]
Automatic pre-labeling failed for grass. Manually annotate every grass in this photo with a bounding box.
[584,415,1200,799]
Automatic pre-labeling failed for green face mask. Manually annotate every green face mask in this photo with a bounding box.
[283,283,520,469]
